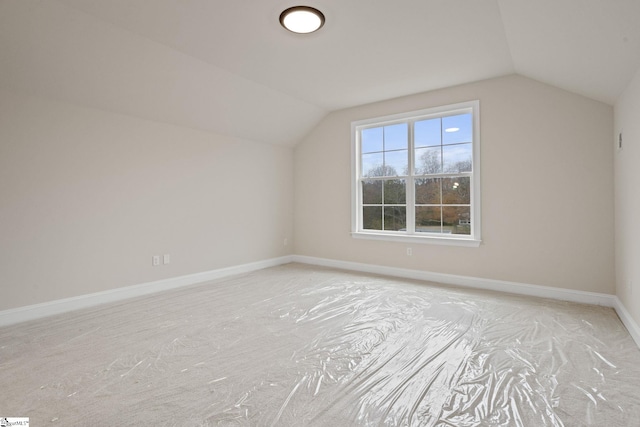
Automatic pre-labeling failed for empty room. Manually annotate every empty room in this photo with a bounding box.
[1,0,640,425]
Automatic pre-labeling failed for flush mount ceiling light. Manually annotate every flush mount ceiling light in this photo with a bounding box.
[280,6,325,34]
[445,127,460,133]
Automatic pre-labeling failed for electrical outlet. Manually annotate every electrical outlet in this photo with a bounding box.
[406,247,412,256]
[284,238,288,246]
[163,254,170,265]
[152,255,160,266]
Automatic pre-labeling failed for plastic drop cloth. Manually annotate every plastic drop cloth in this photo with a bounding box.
[1,263,639,426]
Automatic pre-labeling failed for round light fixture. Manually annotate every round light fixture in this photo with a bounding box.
[280,6,325,34]
[445,127,460,133]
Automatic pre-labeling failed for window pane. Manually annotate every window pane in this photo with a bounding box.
[362,180,382,204]
[362,127,383,153]
[384,179,406,204]
[416,206,442,233]
[362,152,384,177]
[443,113,472,145]
[384,150,408,176]
[443,206,471,235]
[415,118,441,148]
[442,143,472,173]
[415,147,442,175]
[442,177,470,205]
[415,178,440,204]
[354,102,478,240]
[384,206,406,231]
[384,123,408,151]
[363,206,382,230]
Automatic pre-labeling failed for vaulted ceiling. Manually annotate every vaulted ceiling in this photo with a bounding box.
[1,0,639,146]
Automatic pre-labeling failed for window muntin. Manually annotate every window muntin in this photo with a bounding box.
[352,101,480,245]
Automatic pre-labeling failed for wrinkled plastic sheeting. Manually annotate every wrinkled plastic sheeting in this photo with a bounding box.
[1,264,639,426]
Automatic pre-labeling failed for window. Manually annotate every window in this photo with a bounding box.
[351,101,481,246]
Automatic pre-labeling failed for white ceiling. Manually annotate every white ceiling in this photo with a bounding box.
[1,0,639,146]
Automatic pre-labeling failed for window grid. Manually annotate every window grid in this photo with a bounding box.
[354,101,479,243]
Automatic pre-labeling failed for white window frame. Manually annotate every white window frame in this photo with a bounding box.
[351,100,481,247]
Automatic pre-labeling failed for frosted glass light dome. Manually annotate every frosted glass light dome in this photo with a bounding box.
[280,6,325,34]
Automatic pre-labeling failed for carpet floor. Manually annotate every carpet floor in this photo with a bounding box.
[1,263,639,426]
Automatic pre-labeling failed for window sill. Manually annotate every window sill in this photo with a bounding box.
[351,231,481,247]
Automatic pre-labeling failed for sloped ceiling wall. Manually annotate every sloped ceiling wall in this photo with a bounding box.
[1,0,640,146]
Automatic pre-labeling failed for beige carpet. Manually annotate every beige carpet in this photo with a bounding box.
[1,263,639,426]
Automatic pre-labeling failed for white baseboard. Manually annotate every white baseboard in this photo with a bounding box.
[0,256,293,327]
[613,297,640,349]
[292,255,615,306]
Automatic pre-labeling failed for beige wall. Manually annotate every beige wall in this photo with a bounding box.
[615,67,640,326]
[294,75,615,294]
[0,74,619,312]
[0,87,293,310]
